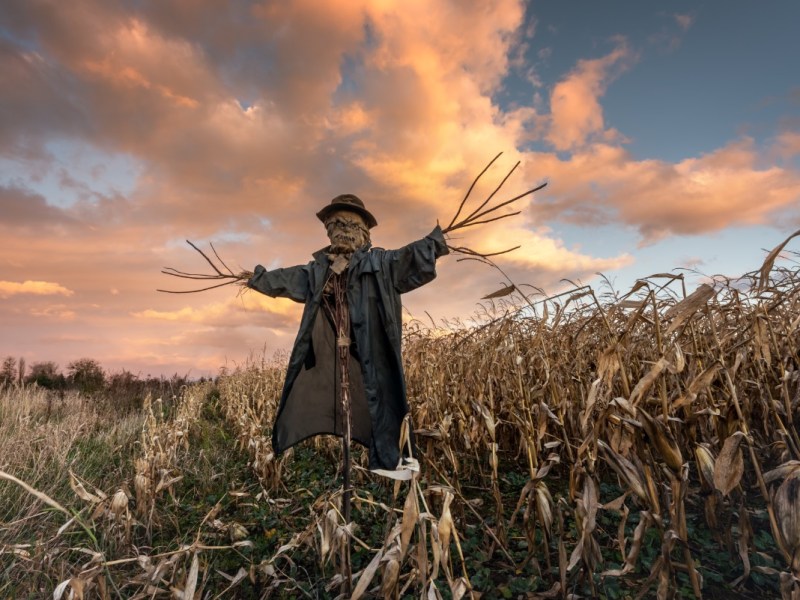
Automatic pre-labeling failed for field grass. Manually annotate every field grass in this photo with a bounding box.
[1,235,799,599]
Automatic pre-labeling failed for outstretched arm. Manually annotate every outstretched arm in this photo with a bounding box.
[387,225,449,294]
[158,241,311,302]
[248,264,311,303]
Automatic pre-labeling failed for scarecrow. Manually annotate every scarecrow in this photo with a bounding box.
[246,194,447,476]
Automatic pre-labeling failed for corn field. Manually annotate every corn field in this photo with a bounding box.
[1,231,800,598]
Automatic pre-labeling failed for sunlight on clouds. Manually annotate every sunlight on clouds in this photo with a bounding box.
[135,306,210,322]
[458,223,634,273]
[81,60,199,108]
[527,138,800,242]
[326,103,371,136]
[78,18,210,109]
[366,0,524,92]
[339,0,528,206]
[666,141,800,228]
[547,41,636,151]
[133,294,302,325]
[0,280,74,299]
[29,305,77,320]
[205,100,286,146]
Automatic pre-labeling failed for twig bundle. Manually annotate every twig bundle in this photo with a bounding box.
[443,152,547,260]
[157,241,251,294]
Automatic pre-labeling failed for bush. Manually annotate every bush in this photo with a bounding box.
[67,358,105,394]
[25,361,66,390]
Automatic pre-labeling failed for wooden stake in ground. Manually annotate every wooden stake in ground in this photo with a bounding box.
[324,271,354,596]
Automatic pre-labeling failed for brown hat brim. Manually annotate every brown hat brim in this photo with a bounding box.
[316,203,378,229]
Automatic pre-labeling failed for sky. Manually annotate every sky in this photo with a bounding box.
[1,0,799,378]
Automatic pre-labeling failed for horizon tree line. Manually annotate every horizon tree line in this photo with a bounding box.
[0,355,203,397]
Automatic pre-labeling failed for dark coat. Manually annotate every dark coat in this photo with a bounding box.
[247,225,448,470]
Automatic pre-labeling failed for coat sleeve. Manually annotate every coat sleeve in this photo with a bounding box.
[247,263,311,303]
[386,225,449,294]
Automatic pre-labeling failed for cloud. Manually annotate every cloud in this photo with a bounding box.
[504,229,633,274]
[29,305,77,320]
[133,293,302,328]
[528,138,800,242]
[546,40,636,151]
[0,36,88,151]
[673,13,695,32]
[2,0,528,232]
[0,185,75,227]
[0,280,74,299]
[647,11,695,53]
[772,131,800,160]
[680,256,705,270]
[38,333,92,343]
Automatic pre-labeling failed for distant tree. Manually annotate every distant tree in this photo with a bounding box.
[67,358,105,394]
[17,357,25,386]
[107,369,139,392]
[0,356,16,387]
[26,361,65,390]
[106,370,149,412]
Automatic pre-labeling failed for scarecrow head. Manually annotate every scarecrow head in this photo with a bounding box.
[316,194,376,254]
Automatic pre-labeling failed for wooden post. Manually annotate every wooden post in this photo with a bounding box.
[330,274,353,596]
[337,334,353,596]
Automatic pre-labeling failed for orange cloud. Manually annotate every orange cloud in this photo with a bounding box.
[133,294,302,327]
[0,280,74,299]
[773,131,800,160]
[547,41,636,151]
[75,17,213,108]
[469,225,633,274]
[522,137,800,242]
[29,305,77,320]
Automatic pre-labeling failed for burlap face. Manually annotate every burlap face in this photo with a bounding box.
[325,209,370,254]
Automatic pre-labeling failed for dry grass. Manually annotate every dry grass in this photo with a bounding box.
[1,237,799,598]
[0,386,142,534]
[0,385,143,595]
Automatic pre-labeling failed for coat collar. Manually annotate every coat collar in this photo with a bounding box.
[312,242,373,263]
[311,243,379,275]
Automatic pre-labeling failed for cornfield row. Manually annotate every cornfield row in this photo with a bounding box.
[398,262,800,598]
